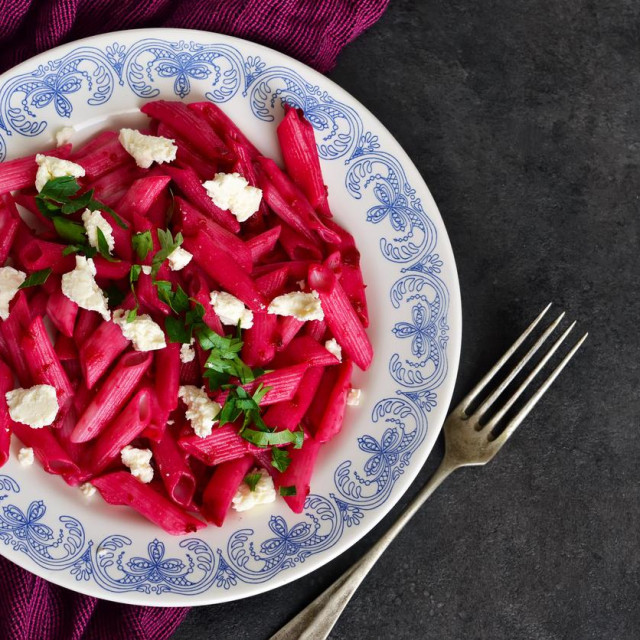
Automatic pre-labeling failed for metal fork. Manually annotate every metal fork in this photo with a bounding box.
[270,305,587,640]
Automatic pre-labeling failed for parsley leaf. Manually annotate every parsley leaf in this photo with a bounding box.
[96,227,117,262]
[151,228,183,276]
[129,264,142,283]
[18,268,52,290]
[60,190,93,215]
[39,176,81,200]
[36,177,128,230]
[244,472,262,492]
[155,281,190,314]
[53,216,87,245]
[271,448,291,473]
[278,485,297,497]
[132,231,153,260]
[242,428,302,448]
[165,315,192,344]
[126,308,138,322]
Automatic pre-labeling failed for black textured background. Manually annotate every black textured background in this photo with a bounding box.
[174,1,639,638]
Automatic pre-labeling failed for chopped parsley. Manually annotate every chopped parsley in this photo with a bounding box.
[36,177,128,229]
[18,268,52,290]
[243,472,262,492]
[131,230,153,260]
[279,486,297,497]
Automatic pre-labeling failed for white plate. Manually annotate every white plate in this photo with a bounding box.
[0,29,461,605]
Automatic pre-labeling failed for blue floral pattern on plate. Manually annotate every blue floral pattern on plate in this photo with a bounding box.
[0,33,456,599]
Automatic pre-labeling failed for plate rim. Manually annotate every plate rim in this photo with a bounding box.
[0,27,462,606]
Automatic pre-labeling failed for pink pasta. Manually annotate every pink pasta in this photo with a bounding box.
[0,99,372,533]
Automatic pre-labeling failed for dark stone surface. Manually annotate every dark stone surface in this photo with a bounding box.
[174,1,639,638]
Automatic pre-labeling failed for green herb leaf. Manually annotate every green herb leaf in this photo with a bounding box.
[151,229,183,276]
[60,190,93,214]
[244,472,262,492]
[278,485,297,497]
[242,428,301,448]
[129,264,142,284]
[271,448,291,473]
[53,216,87,244]
[18,268,52,290]
[132,231,153,260]
[291,429,304,449]
[126,308,138,323]
[62,245,81,256]
[96,227,118,262]
[165,315,192,344]
[39,176,81,201]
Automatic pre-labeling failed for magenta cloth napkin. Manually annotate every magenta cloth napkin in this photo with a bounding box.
[0,0,390,74]
[0,1,390,638]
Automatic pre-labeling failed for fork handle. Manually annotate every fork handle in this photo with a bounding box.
[269,458,457,640]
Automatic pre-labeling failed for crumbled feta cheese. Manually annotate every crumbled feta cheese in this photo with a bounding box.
[324,338,342,362]
[346,388,362,406]
[61,256,110,321]
[180,338,196,363]
[121,445,154,483]
[167,419,175,426]
[80,482,96,497]
[178,385,221,438]
[17,447,34,466]
[203,172,262,223]
[55,126,75,146]
[35,154,85,192]
[268,291,324,322]
[112,309,166,351]
[141,265,152,275]
[232,468,276,512]
[0,266,26,320]
[81,208,115,254]
[296,280,306,290]
[118,128,177,169]
[167,246,193,271]
[210,291,254,329]
[6,385,59,429]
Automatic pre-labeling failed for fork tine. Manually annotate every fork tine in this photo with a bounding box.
[471,310,566,421]
[485,321,576,432]
[492,332,588,446]
[458,303,552,415]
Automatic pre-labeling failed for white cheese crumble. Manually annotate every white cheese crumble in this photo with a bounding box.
[61,256,110,321]
[55,126,75,146]
[80,482,96,498]
[346,388,362,406]
[17,447,34,466]
[232,468,276,512]
[141,265,152,275]
[180,338,196,363]
[267,291,324,322]
[210,291,254,329]
[112,309,166,352]
[296,279,306,290]
[324,338,342,362]
[81,208,115,254]
[178,385,221,438]
[6,385,59,429]
[0,266,26,320]
[118,128,177,169]
[35,154,85,192]
[203,172,262,223]
[121,445,154,483]
[166,246,193,271]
